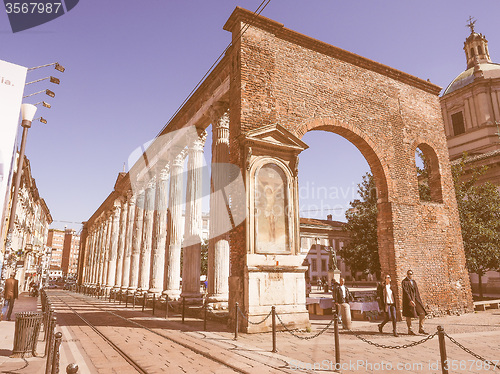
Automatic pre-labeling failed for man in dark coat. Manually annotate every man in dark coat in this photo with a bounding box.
[402,270,427,335]
[2,273,19,321]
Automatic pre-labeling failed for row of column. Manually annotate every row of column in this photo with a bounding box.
[82,109,231,303]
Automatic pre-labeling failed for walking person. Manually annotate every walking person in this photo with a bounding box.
[377,274,398,336]
[1,272,19,321]
[333,277,353,329]
[402,270,427,335]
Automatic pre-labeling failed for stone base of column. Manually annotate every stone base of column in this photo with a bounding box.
[148,288,163,296]
[162,289,181,300]
[127,286,137,295]
[207,294,228,310]
[135,288,148,295]
[120,286,129,293]
[180,291,203,301]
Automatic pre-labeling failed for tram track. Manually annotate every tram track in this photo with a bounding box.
[50,291,291,374]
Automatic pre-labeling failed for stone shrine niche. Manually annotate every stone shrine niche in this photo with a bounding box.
[254,162,290,254]
[234,124,310,333]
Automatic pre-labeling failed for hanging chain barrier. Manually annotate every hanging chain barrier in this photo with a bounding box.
[275,312,335,340]
[444,331,500,370]
[238,307,272,325]
[351,330,437,349]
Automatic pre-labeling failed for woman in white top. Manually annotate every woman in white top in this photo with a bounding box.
[377,274,398,337]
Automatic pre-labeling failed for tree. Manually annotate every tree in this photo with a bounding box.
[416,148,431,201]
[342,172,380,277]
[200,240,209,276]
[452,155,500,298]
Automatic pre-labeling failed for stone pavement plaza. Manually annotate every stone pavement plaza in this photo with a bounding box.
[1,290,499,373]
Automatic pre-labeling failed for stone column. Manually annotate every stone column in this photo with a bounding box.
[100,216,112,288]
[121,192,135,291]
[128,190,145,293]
[83,229,93,284]
[90,226,101,285]
[84,229,95,284]
[149,167,169,296]
[181,132,206,300]
[91,226,102,285]
[208,109,230,304]
[137,179,155,294]
[113,198,128,291]
[163,150,186,300]
[106,200,122,291]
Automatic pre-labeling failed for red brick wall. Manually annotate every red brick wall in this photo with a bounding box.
[226,8,473,315]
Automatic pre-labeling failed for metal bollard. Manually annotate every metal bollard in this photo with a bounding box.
[152,294,155,316]
[334,312,340,371]
[437,326,449,374]
[66,363,79,373]
[165,295,169,319]
[119,291,122,305]
[132,294,136,309]
[234,302,239,340]
[125,293,128,308]
[51,332,62,374]
[272,306,277,353]
[142,294,146,312]
[45,316,57,373]
[204,298,208,331]
[45,315,57,358]
[182,297,186,323]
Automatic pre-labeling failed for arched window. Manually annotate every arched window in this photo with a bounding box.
[415,144,443,203]
[254,163,290,253]
[471,47,475,57]
[478,45,483,55]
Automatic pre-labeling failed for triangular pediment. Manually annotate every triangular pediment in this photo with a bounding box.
[240,124,309,152]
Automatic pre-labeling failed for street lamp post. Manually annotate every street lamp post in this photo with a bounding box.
[0,104,37,284]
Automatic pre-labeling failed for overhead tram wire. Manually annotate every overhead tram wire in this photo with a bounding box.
[154,0,272,139]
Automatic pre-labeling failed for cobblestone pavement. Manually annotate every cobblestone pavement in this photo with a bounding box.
[3,291,499,374]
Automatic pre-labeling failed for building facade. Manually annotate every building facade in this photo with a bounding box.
[440,22,500,295]
[1,153,52,291]
[47,228,81,280]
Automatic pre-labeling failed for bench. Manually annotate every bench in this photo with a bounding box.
[473,300,500,311]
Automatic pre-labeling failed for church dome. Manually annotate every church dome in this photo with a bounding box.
[443,19,499,96]
[443,62,500,95]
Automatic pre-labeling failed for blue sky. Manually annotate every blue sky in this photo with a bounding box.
[1,0,499,231]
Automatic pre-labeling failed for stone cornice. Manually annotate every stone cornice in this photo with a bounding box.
[224,7,441,96]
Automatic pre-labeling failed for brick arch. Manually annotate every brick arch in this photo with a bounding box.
[294,117,390,203]
[412,141,444,203]
[293,117,396,282]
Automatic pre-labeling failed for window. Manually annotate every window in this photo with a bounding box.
[311,259,317,272]
[321,259,327,272]
[478,46,483,55]
[451,112,465,136]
